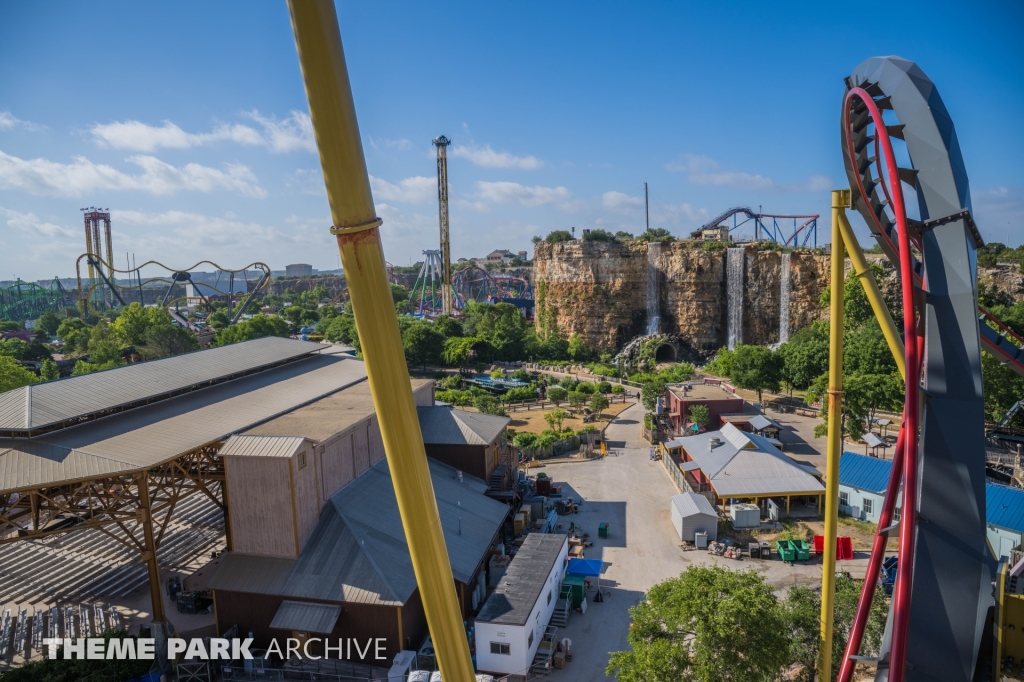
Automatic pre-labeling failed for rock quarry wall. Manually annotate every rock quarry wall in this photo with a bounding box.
[533,240,831,354]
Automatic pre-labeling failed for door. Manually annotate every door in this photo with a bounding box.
[1000,536,1016,558]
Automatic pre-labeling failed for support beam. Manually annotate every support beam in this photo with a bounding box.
[820,189,849,681]
[137,474,165,624]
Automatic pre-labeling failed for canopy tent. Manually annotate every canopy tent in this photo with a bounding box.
[566,558,606,603]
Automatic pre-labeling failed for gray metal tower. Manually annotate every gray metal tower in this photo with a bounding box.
[432,135,453,316]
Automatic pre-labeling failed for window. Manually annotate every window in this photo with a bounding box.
[528,631,534,648]
[839,491,849,507]
[490,642,510,656]
[863,498,874,515]
[892,506,901,522]
[297,452,307,469]
[547,590,552,605]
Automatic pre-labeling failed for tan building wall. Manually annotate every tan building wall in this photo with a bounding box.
[224,456,296,557]
[292,441,320,553]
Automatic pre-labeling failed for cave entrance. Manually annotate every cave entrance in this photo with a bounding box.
[654,343,677,363]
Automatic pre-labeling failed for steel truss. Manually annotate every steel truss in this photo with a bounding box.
[0,444,228,623]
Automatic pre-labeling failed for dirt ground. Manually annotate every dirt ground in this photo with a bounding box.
[505,400,633,435]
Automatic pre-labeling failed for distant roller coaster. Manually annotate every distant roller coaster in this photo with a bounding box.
[74,254,271,328]
[696,207,820,246]
[451,265,534,316]
[0,278,71,322]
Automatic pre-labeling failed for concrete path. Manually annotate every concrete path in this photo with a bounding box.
[534,402,868,681]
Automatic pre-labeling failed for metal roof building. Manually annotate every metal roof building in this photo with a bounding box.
[417,406,509,446]
[666,422,823,510]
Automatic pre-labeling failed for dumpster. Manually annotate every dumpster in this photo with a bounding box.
[561,575,586,608]
[776,540,796,563]
[794,539,811,561]
[598,522,609,539]
[748,542,760,559]
[759,540,771,559]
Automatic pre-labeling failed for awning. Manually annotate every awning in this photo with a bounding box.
[565,558,603,577]
[864,433,887,448]
[269,600,341,634]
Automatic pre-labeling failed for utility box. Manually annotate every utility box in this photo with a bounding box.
[695,531,709,549]
[730,503,761,529]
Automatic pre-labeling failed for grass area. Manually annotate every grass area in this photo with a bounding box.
[718,517,817,545]
[505,401,633,435]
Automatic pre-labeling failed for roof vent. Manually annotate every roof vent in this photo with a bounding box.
[709,437,722,447]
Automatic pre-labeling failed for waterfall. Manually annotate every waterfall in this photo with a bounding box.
[779,251,791,344]
[646,242,661,334]
[726,247,744,349]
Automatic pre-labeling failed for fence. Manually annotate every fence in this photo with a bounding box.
[659,445,717,507]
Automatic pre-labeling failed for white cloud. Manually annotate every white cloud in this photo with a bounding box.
[287,168,326,196]
[476,181,572,207]
[0,206,84,276]
[368,137,413,151]
[0,112,44,132]
[88,110,315,154]
[0,149,266,198]
[243,110,316,153]
[666,154,831,193]
[973,186,1024,245]
[451,145,542,170]
[600,190,709,227]
[370,175,436,204]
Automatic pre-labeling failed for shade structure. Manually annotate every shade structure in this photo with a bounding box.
[566,558,602,577]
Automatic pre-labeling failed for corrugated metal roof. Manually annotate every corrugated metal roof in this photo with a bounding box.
[477,533,567,626]
[221,435,307,458]
[208,456,508,606]
[987,482,1024,534]
[863,433,886,448]
[671,492,717,518]
[674,423,823,498]
[0,337,327,432]
[840,452,1024,533]
[748,415,779,431]
[269,600,342,634]
[838,452,893,494]
[416,406,509,446]
[0,353,368,492]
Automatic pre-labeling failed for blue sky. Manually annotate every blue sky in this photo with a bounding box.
[1,0,1021,281]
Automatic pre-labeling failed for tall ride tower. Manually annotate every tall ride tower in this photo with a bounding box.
[82,208,113,306]
[432,135,453,316]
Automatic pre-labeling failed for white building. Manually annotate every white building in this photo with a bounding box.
[474,533,568,676]
[285,263,314,278]
[670,492,718,542]
[839,451,1024,559]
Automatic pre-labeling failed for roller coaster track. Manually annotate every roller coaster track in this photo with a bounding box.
[838,56,993,682]
[74,256,270,326]
[698,206,820,246]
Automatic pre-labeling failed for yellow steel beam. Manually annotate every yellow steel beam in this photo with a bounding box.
[820,189,849,680]
[286,3,474,680]
[837,209,906,380]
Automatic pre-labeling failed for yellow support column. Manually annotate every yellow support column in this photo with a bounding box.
[820,190,849,681]
[836,210,905,380]
[285,3,474,680]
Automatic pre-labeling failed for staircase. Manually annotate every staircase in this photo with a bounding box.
[529,625,560,676]
[548,586,571,628]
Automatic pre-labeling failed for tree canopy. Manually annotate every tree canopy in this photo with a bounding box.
[213,314,290,346]
[729,344,782,404]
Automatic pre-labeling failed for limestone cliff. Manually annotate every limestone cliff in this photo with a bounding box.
[533,240,831,354]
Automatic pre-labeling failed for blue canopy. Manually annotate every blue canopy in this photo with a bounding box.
[566,558,602,577]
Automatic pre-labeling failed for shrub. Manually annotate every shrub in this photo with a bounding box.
[597,381,612,394]
[611,384,625,394]
[545,230,573,244]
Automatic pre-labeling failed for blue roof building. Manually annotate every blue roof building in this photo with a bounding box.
[838,451,1024,559]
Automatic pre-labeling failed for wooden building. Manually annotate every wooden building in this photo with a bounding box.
[417,406,511,485]
[665,382,745,435]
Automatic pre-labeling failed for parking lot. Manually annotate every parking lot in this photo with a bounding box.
[535,402,871,681]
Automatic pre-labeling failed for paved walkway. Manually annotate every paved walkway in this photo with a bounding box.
[535,402,869,681]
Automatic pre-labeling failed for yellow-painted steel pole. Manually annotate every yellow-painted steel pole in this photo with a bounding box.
[820,189,849,680]
[286,3,475,680]
[837,209,905,380]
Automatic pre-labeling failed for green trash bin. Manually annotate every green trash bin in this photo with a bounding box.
[598,522,609,539]
[561,575,586,608]
[794,539,811,561]
[776,540,796,563]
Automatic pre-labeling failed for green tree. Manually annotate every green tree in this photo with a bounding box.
[474,395,506,416]
[983,350,1024,423]
[784,575,888,682]
[213,314,290,346]
[611,384,625,394]
[704,347,735,377]
[402,321,445,370]
[40,358,60,381]
[504,386,538,402]
[730,344,783,404]
[36,310,63,336]
[442,336,490,368]
[390,283,410,304]
[433,315,464,339]
[607,565,791,682]
[323,314,358,345]
[143,323,199,358]
[567,333,593,361]
[0,339,28,359]
[778,321,830,390]
[598,380,612,394]
[688,404,710,429]
[56,318,91,353]
[208,309,230,328]
[545,386,568,406]
[0,356,39,392]
[575,381,595,395]
[567,390,586,412]
[544,407,569,431]
[641,379,666,411]
[635,227,674,243]
[589,393,610,416]
[545,230,573,244]
[111,302,171,347]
